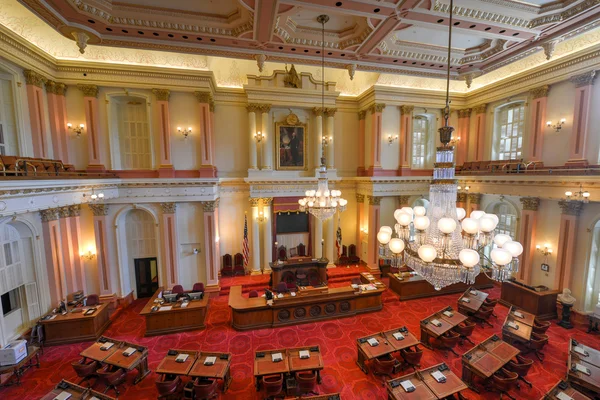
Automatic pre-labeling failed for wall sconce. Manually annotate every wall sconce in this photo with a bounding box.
[178,127,192,139]
[565,184,590,203]
[387,135,398,145]
[547,118,566,132]
[360,227,368,235]
[254,131,265,142]
[80,249,96,260]
[193,248,200,254]
[215,236,220,243]
[457,185,470,192]
[257,211,265,222]
[83,189,104,201]
[449,135,461,146]
[322,136,332,147]
[536,244,553,256]
[67,123,85,138]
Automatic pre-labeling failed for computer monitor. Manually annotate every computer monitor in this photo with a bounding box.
[163,293,177,303]
[189,292,204,301]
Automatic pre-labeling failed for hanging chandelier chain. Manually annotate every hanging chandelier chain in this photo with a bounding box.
[443,0,453,127]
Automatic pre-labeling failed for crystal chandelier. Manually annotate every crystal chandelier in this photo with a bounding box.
[376,0,523,290]
[298,14,347,221]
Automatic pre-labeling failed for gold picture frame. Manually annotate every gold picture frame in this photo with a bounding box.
[275,112,307,170]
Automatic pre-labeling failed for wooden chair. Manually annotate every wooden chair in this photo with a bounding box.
[28,323,44,354]
[506,355,534,388]
[348,244,360,264]
[399,347,423,371]
[434,331,461,358]
[338,245,349,265]
[453,320,476,346]
[96,366,127,396]
[233,253,245,276]
[484,298,499,317]
[490,368,519,400]
[472,306,494,327]
[155,376,184,399]
[295,371,318,396]
[277,245,287,261]
[297,243,306,257]
[371,354,399,385]
[524,332,548,361]
[263,374,285,399]
[193,378,219,400]
[221,254,233,276]
[532,318,551,334]
[71,359,99,386]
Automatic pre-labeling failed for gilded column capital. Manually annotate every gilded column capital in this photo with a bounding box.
[88,203,109,216]
[262,197,273,206]
[530,85,550,99]
[152,88,171,101]
[68,204,81,217]
[457,108,472,118]
[194,91,213,104]
[399,105,414,115]
[367,195,381,206]
[558,200,583,216]
[23,70,46,88]
[78,84,99,98]
[468,193,482,205]
[369,103,386,114]
[356,193,365,203]
[570,70,596,88]
[313,107,324,117]
[520,197,540,211]
[258,104,272,114]
[457,192,468,203]
[58,206,71,219]
[473,104,487,114]
[324,108,337,118]
[160,202,177,214]
[55,83,67,96]
[45,80,57,94]
[39,208,59,222]
[398,195,410,206]
[247,103,262,113]
[249,197,260,207]
[202,200,219,212]
[358,110,366,120]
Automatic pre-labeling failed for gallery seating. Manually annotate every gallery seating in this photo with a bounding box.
[222,254,234,276]
[506,355,534,388]
[193,378,219,400]
[490,368,519,400]
[0,155,115,179]
[155,376,184,399]
[233,253,246,276]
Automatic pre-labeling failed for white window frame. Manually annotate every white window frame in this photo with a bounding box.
[493,102,525,161]
[412,116,428,169]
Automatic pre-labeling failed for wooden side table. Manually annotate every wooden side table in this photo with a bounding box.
[588,314,600,334]
[0,346,40,388]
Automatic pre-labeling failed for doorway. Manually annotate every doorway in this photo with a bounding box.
[134,257,158,298]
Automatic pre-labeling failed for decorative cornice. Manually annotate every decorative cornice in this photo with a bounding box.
[249,197,260,207]
[23,69,46,88]
[68,204,81,217]
[457,108,472,118]
[468,193,482,205]
[324,108,337,118]
[358,110,366,120]
[88,203,109,216]
[558,200,584,216]
[261,197,273,206]
[367,195,381,206]
[530,85,550,99]
[58,206,70,219]
[160,202,177,214]
[77,84,99,98]
[39,208,59,222]
[398,195,410,206]
[520,197,540,211]
[202,200,219,212]
[369,104,386,114]
[472,104,487,114]
[152,88,170,101]
[457,192,468,203]
[399,105,414,115]
[356,193,365,203]
[570,70,596,88]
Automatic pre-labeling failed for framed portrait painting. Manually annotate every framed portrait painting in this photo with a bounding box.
[276,112,307,170]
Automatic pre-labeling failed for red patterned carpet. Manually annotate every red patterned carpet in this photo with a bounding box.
[2,279,599,400]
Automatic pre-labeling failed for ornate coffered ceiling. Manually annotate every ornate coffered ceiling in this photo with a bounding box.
[17,0,600,83]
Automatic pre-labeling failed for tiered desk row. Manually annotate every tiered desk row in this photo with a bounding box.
[356,327,420,374]
[420,307,468,349]
[387,363,468,400]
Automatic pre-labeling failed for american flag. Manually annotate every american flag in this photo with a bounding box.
[242,213,250,267]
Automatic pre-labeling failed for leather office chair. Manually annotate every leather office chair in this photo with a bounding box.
[339,245,349,265]
[524,332,548,361]
[276,281,289,294]
[249,290,259,298]
[155,376,184,399]
[532,318,551,334]
[221,254,233,276]
[434,331,461,358]
[29,323,44,354]
[399,347,423,371]
[371,354,399,385]
[308,270,320,286]
[484,298,499,317]
[453,321,476,346]
[295,371,318,396]
[86,294,100,306]
[71,359,99,386]
[472,306,494,327]
[192,282,205,292]
[296,270,308,286]
[193,378,219,400]
[490,368,519,400]
[96,365,127,396]
[263,374,285,399]
[351,278,361,285]
[506,355,534,388]
[282,271,296,290]
[297,243,306,257]
[171,285,184,294]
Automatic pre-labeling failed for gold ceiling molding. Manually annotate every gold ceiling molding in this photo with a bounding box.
[152,88,170,101]
[77,84,99,98]
[472,104,487,114]
[530,85,550,99]
[23,69,46,87]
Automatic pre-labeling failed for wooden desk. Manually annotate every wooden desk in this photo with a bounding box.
[420,307,466,349]
[568,353,600,397]
[457,288,489,315]
[0,346,40,388]
[39,303,111,345]
[357,327,419,374]
[156,349,198,376]
[388,273,493,301]
[502,314,533,345]
[387,363,467,400]
[229,283,384,330]
[508,306,536,326]
[588,314,600,334]
[288,346,324,383]
[299,394,340,400]
[140,288,209,336]
[420,364,468,399]
[500,280,560,320]
[80,337,122,362]
[270,258,328,289]
[543,380,592,400]
[188,352,232,392]
[254,349,290,391]
[40,380,115,400]
[103,341,150,384]
[570,339,600,368]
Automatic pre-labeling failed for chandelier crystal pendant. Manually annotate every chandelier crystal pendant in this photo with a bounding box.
[376,0,523,290]
[298,14,347,221]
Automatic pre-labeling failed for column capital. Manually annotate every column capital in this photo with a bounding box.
[369,103,386,114]
[530,85,550,99]
[45,80,57,94]
[457,108,472,118]
[398,195,410,206]
[152,88,171,101]
[570,70,596,88]
[88,203,109,216]
[399,105,414,115]
[78,84,99,98]
[468,193,482,205]
[520,197,540,211]
[356,193,365,203]
[367,195,381,206]
[457,192,468,203]
[194,91,215,111]
[68,204,81,217]
[558,200,584,216]
[324,107,337,117]
[247,103,262,113]
[261,197,273,206]
[249,197,260,207]
[473,103,487,114]
[23,69,46,88]
[39,208,59,222]
[358,110,367,120]
[160,202,177,214]
[202,200,219,212]
[313,107,324,116]
[258,104,272,114]
[58,206,71,219]
[55,82,67,96]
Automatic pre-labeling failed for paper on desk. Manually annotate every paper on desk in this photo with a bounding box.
[400,380,416,392]
[507,321,519,330]
[461,298,470,303]
[575,363,591,375]
[49,315,57,320]
[299,350,310,359]
[272,353,283,362]
[393,332,404,341]
[204,356,216,365]
[513,311,524,318]
[443,311,453,317]
[53,391,72,400]
[89,397,101,400]
[367,338,379,347]
[431,370,446,383]
[159,306,172,311]
[176,354,189,362]
[124,347,137,356]
[574,346,587,356]
[556,392,574,400]
[470,290,477,295]
[100,342,114,350]
[431,319,442,327]
[180,302,188,308]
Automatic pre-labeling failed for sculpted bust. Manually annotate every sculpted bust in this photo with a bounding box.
[558,288,576,305]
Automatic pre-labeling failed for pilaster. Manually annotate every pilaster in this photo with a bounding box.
[153,89,174,177]
[518,197,540,284]
[456,108,471,166]
[160,202,179,288]
[89,203,113,296]
[78,84,105,171]
[369,104,386,174]
[249,198,261,274]
[24,70,48,158]
[555,200,584,290]
[399,105,414,170]
[467,193,482,216]
[356,193,365,258]
[40,208,64,304]
[357,110,366,175]
[202,200,220,287]
[473,104,487,161]
[528,86,550,162]
[568,71,596,164]
[324,108,336,170]
[46,80,69,162]
[261,197,273,272]
[195,91,217,177]
[247,104,260,170]
[366,195,381,273]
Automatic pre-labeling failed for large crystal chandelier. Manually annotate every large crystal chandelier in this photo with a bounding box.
[298,14,347,221]
[376,0,523,290]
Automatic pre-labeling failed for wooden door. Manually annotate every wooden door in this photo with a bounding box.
[134,257,158,298]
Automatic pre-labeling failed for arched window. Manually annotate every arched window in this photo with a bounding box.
[493,102,525,161]
[0,224,24,294]
[126,210,157,258]
[412,116,428,168]
[584,220,600,312]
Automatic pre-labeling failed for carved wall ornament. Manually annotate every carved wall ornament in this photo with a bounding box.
[356,193,365,203]
[399,105,414,115]
[39,208,59,222]
[468,193,482,205]
[160,202,177,214]
[312,107,324,117]
[202,200,219,212]
[457,192,468,203]
[249,197,261,207]
[347,64,356,81]
[55,83,67,96]
[152,88,170,101]
[324,108,337,118]
[398,195,411,206]
[262,197,273,206]
[71,31,90,54]
[520,197,540,211]
[473,104,488,114]
[457,108,472,118]
[369,104,386,114]
[88,203,109,216]
[58,206,71,219]
[464,73,474,89]
[570,70,596,88]
[530,85,550,99]
[45,80,57,94]
[558,200,584,216]
[23,69,46,88]
[246,103,262,113]
[283,64,301,88]
[367,195,381,206]
[258,104,272,114]
[541,40,558,60]
[78,84,99,98]
[255,54,266,73]
[68,204,81,217]
[194,91,215,111]
[358,110,366,120]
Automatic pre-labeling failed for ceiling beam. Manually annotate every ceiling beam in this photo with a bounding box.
[254,0,280,43]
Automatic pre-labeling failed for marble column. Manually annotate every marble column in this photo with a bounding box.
[58,206,77,294]
[528,86,550,162]
[247,104,259,170]
[456,109,471,165]
[467,193,481,216]
[472,104,487,162]
[518,197,540,284]
[40,208,65,304]
[78,84,105,170]
[46,80,69,162]
[367,195,381,273]
[357,111,366,175]
[160,203,180,289]
[356,194,365,259]
[89,204,113,296]
[194,92,217,177]
[260,104,273,170]
[399,105,414,169]
[325,108,336,169]
[369,104,386,173]
[568,71,596,164]
[262,198,273,272]
[68,205,86,293]
[457,192,467,210]
[153,89,174,177]
[313,216,323,259]
[24,70,48,158]
[202,200,220,287]
[555,200,583,291]
[313,107,323,169]
[250,198,261,274]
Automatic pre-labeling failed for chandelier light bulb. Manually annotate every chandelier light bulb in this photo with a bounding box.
[413,206,427,217]
[565,191,572,197]
[98,193,104,199]
[493,233,512,248]
[308,201,314,207]
[503,240,523,258]
[413,216,430,231]
[377,231,391,245]
[398,212,412,227]
[388,238,405,254]
[456,208,466,221]
[380,226,393,235]
[401,207,414,217]
[91,193,97,200]
[478,216,497,233]
[485,213,499,226]
[418,245,437,263]
[437,217,457,234]
[393,209,404,222]
[339,199,348,206]
[461,218,479,234]
[459,249,480,268]
[491,248,513,266]
[470,210,485,220]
